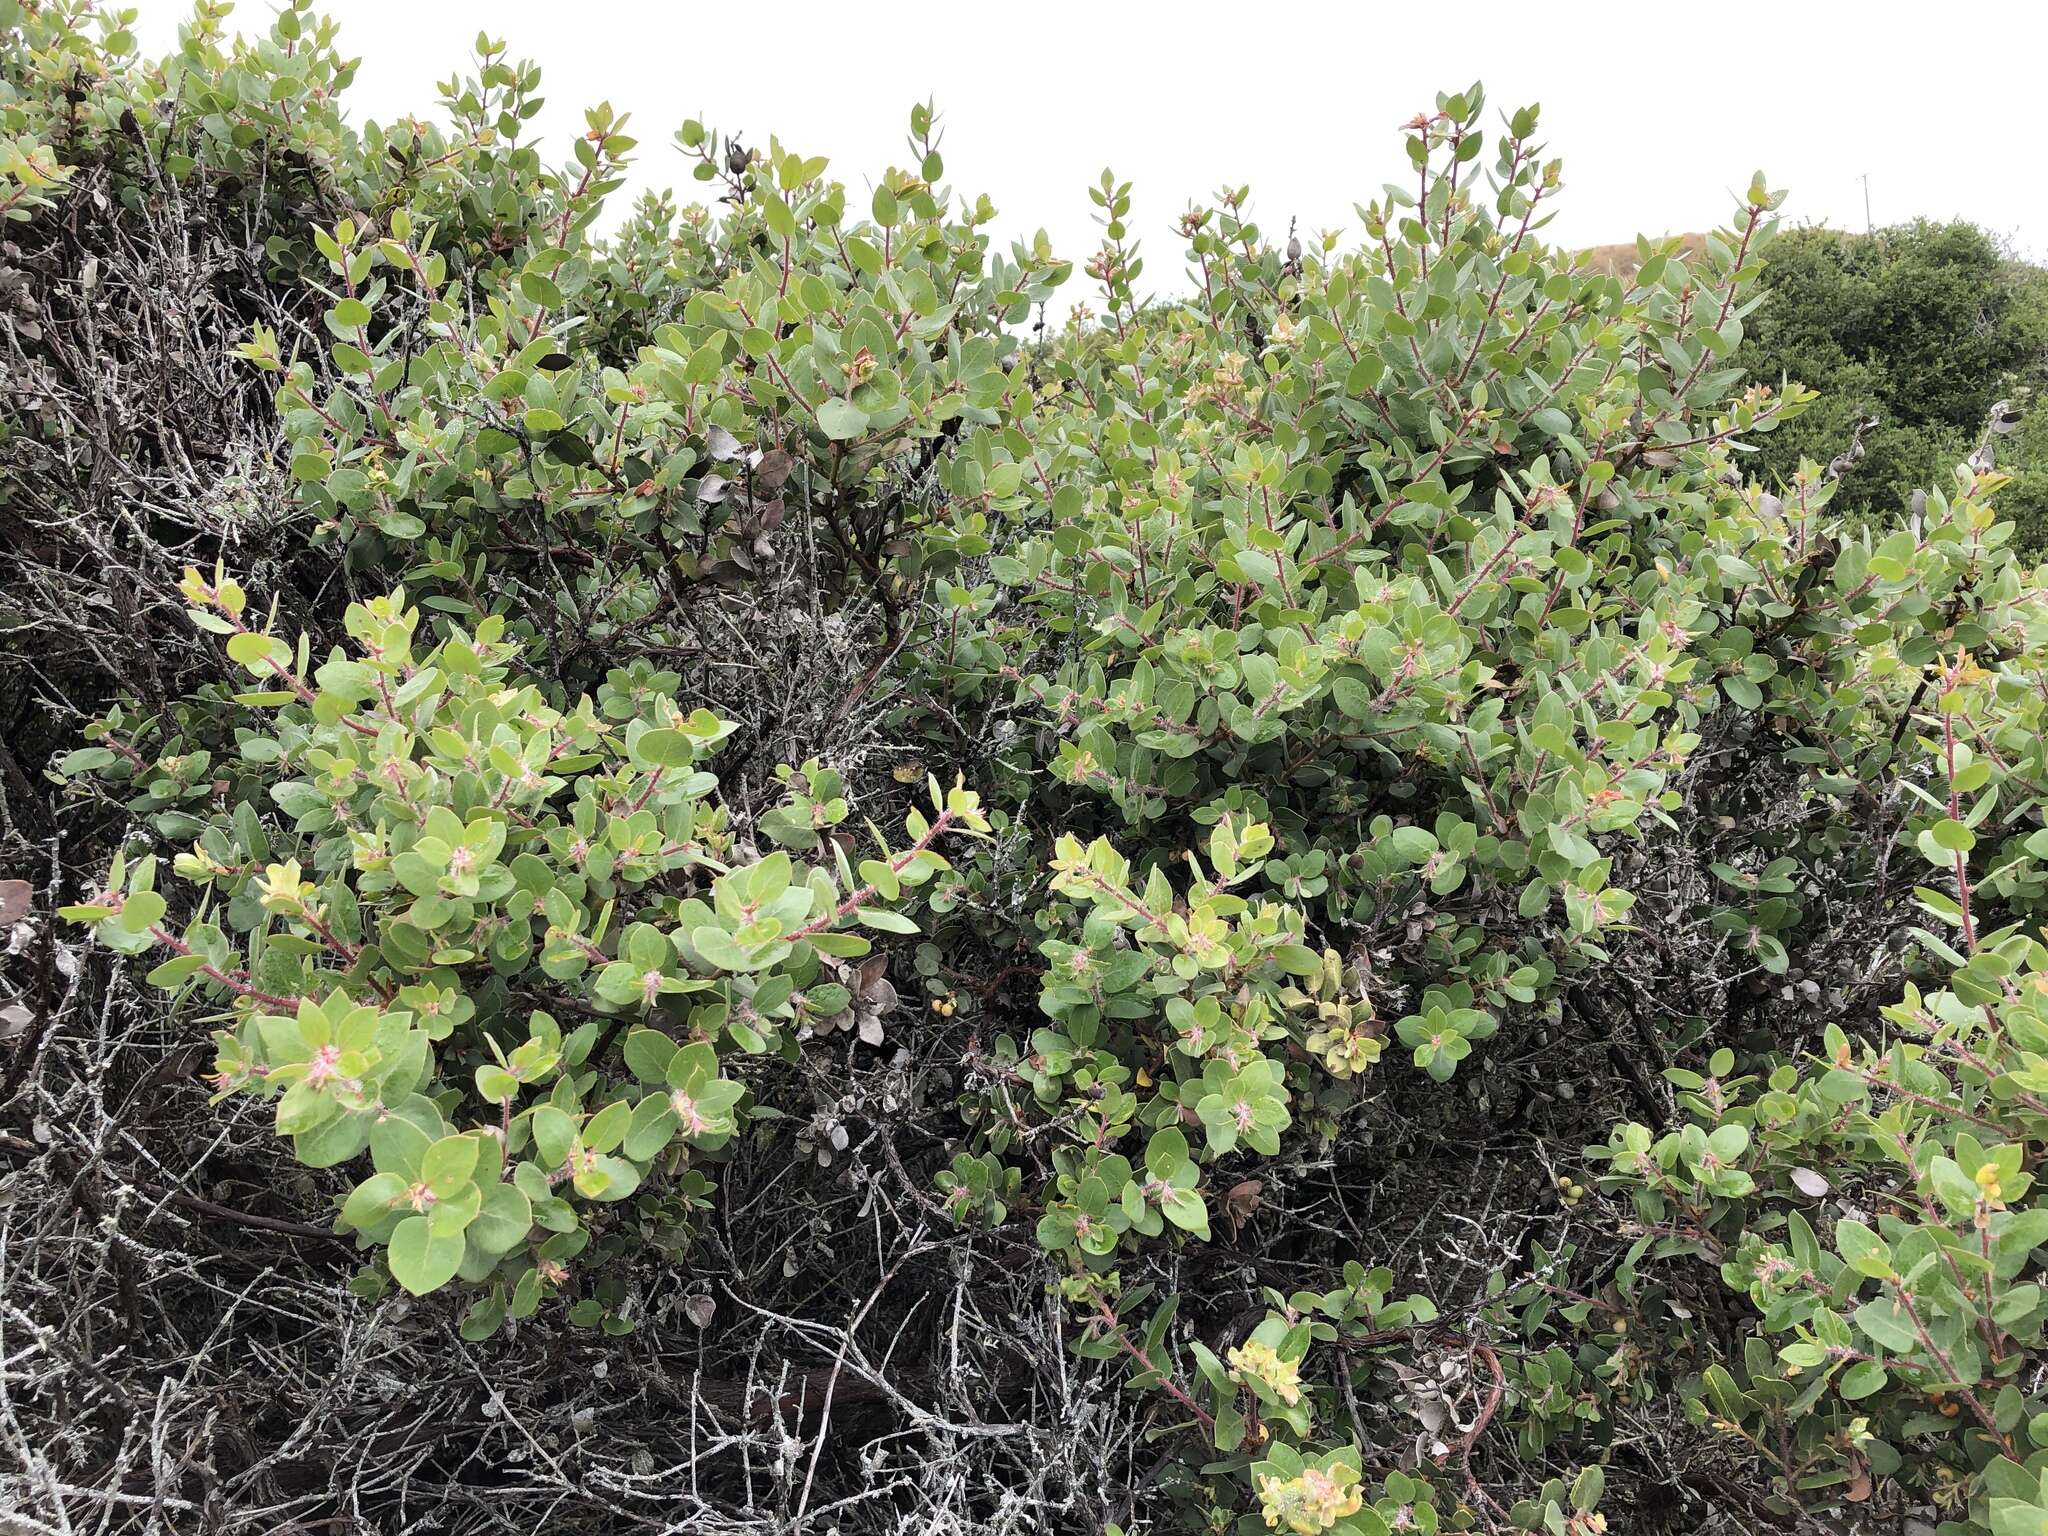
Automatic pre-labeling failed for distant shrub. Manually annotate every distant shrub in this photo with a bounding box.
[1740,221,2048,548]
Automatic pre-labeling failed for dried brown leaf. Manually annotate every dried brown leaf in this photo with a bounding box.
[1223,1179,1263,1238]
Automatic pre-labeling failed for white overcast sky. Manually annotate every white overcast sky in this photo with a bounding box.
[136,1,2045,286]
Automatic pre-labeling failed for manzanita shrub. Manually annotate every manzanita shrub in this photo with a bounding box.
[1586,645,2048,1532]
[20,3,2048,1531]
[62,571,990,1320]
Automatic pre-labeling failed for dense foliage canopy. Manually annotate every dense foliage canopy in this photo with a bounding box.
[1740,220,2048,547]
[7,5,2048,1535]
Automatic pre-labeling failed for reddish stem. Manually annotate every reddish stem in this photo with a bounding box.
[789,811,959,941]
[1093,1302,1215,1434]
